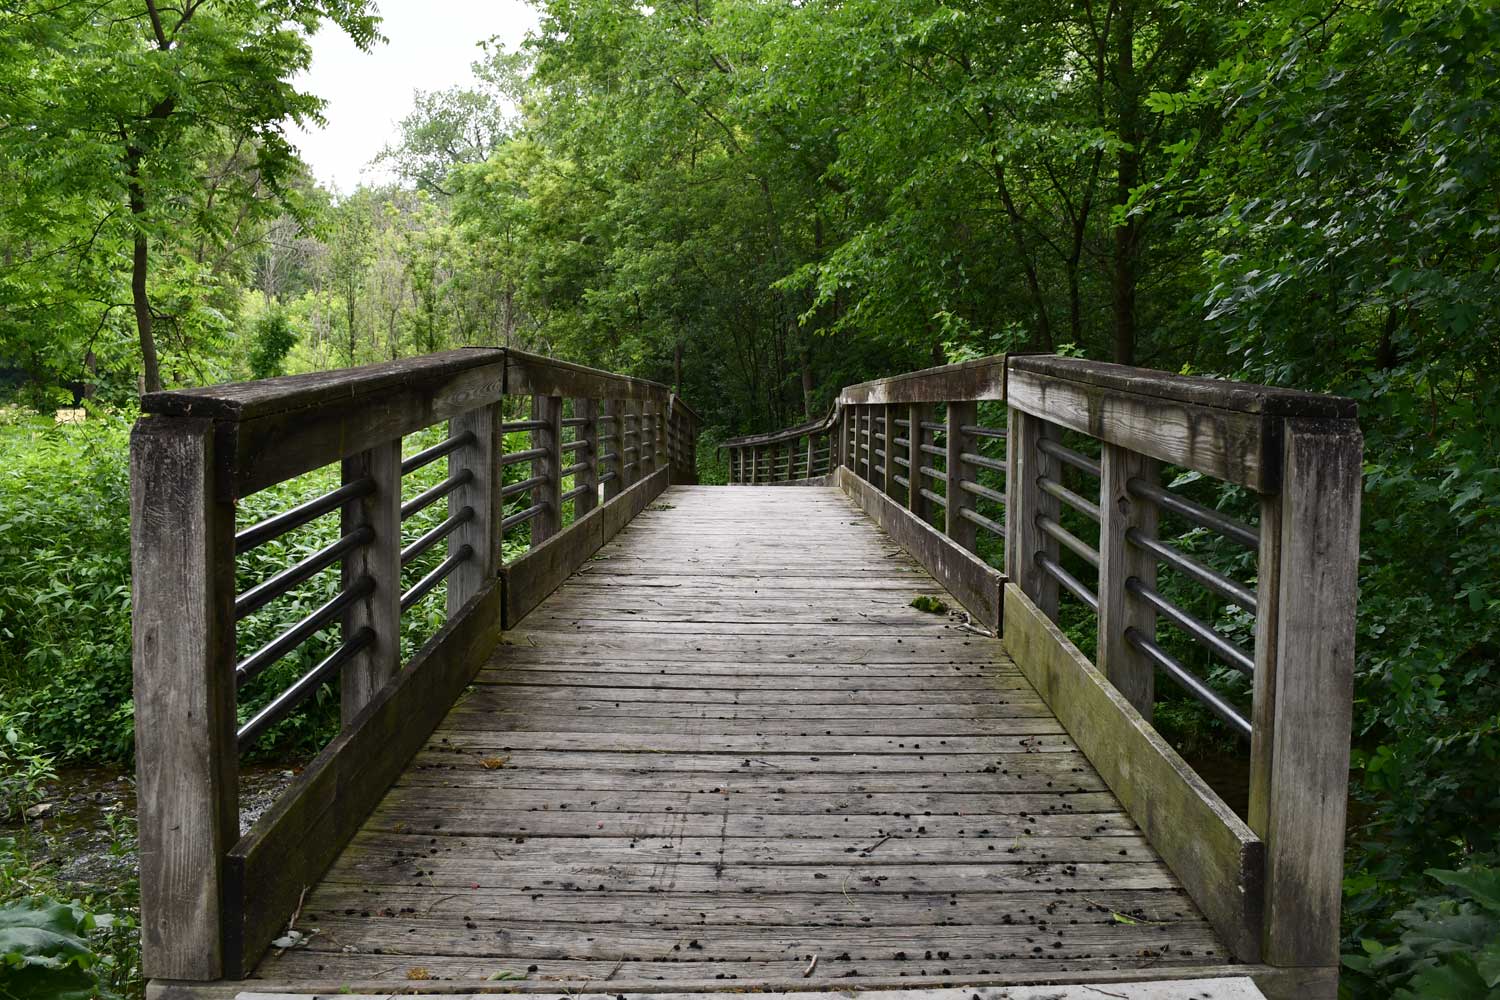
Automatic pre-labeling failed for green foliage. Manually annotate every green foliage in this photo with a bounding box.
[0,897,116,1000]
[247,308,298,380]
[0,715,57,824]
[1344,865,1500,998]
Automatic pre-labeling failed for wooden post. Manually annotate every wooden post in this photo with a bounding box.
[909,403,932,523]
[532,394,562,546]
[130,417,238,980]
[883,407,898,497]
[341,439,402,720]
[730,445,740,485]
[946,401,978,550]
[1005,408,1061,620]
[862,406,875,483]
[576,398,599,516]
[1097,443,1159,717]
[807,432,816,479]
[1252,418,1361,968]
[447,404,501,615]
[603,399,624,501]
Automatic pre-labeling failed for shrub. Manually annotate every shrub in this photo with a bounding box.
[0,897,118,1000]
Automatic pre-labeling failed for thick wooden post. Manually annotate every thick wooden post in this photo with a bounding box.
[603,399,625,501]
[448,403,501,616]
[909,403,933,523]
[130,417,238,981]
[882,407,898,497]
[1097,444,1159,716]
[807,432,816,479]
[1252,418,1361,967]
[341,439,402,720]
[532,394,562,546]
[1005,408,1062,620]
[576,399,599,516]
[946,401,978,550]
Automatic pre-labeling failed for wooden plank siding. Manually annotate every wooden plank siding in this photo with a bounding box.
[242,485,1245,996]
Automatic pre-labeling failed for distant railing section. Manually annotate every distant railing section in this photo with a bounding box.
[722,409,837,484]
[732,352,1360,988]
[130,348,696,982]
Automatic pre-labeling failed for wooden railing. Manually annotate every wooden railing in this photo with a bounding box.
[722,408,838,483]
[130,347,697,981]
[740,352,1361,991]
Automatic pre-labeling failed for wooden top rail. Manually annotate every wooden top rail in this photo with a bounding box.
[730,351,1359,990]
[131,347,697,983]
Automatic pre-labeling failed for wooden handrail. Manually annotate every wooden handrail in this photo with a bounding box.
[735,350,1359,988]
[130,348,697,982]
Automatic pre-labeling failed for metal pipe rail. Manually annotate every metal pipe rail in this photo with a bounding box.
[129,347,699,983]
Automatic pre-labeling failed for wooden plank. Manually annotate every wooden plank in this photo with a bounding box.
[1010,355,1356,419]
[1097,442,1158,716]
[235,982,1266,1000]
[838,467,1003,632]
[1007,367,1274,492]
[1255,418,1360,968]
[221,582,502,977]
[841,355,1007,405]
[504,347,670,402]
[501,468,668,628]
[447,402,500,614]
[530,394,562,546]
[1003,583,1264,963]
[150,351,508,500]
[1005,407,1061,620]
[339,439,401,724]
[129,417,237,981]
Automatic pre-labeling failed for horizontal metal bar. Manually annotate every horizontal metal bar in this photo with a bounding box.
[1127,529,1257,613]
[401,431,475,477]
[235,576,374,687]
[919,487,947,508]
[237,627,373,752]
[235,479,373,555]
[401,469,472,521]
[501,419,546,433]
[874,432,886,441]
[623,446,639,455]
[959,506,1004,536]
[894,437,911,449]
[401,506,473,567]
[918,443,946,458]
[920,421,946,433]
[960,424,1007,440]
[920,465,945,483]
[235,526,374,621]
[1125,628,1252,739]
[623,428,641,438]
[894,455,910,468]
[500,474,546,499]
[598,471,619,483]
[501,503,545,531]
[893,474,910,488]
[562,439,591,454]
[1128,477,1258,550]
[960,451,1006,474]
[1038,475,1101,522]
[959,479,1006,506]
[874,448,887,460]
[1035,551,1098,613]
[561,483,593,502]
[1036,514,1099,569]
[401,544,472,613]
[894,419,911,428]
[599,451,620,464]
[561,416,590,427]
[562,461,589,477]
[1126,578,1255,675]
[1038,437,1101,477]
[500,447,547,467]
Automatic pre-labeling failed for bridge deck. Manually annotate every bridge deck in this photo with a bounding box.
[250,486,1235,992]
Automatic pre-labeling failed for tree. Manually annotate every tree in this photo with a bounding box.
[0,0,380,392]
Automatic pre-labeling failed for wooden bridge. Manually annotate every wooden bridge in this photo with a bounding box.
[130,350,1360,1000]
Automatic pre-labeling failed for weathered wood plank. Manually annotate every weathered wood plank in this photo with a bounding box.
[1003,583,1264,963]
[130,417,237,981]
[221,582,502,976]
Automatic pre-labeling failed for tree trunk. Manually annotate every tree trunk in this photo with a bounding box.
[126,150,163,394]
[799,343,815,420]
[1111,2,1141,366]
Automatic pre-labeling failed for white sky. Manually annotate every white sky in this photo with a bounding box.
[289,0,541,193]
